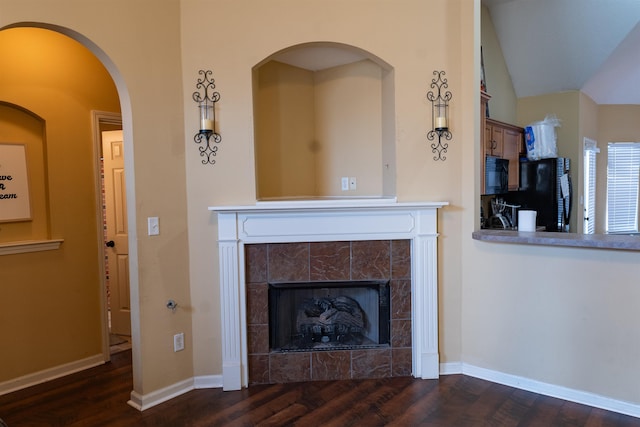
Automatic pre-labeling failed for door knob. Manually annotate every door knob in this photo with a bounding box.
[106,240,115,248]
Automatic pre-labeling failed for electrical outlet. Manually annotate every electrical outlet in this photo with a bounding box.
[341,177,349,191]
[173,332,184,352]
[349,177,357,190]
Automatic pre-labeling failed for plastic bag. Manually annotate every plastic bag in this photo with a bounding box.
[524,114,561,160]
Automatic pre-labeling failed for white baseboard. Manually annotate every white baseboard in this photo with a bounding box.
[440,362,640,419]
[439,361,463,375]
[128,377,195,411]
[128,374,222,411]
[0,354,105,396]
[194,374,223,389]
[11,357,637,419]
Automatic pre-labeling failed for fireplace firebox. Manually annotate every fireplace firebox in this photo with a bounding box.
[269,280,390,352]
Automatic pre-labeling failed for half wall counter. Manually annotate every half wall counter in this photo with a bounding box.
[473,230,640,251]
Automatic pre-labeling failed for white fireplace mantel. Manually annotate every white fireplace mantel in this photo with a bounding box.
[209,198,448,390]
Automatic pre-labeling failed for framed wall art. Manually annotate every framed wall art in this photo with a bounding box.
[0,143,32,222]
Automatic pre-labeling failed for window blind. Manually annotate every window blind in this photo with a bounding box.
[606,142,640,233]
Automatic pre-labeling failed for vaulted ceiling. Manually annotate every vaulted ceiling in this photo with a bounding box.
[483,0,640,104]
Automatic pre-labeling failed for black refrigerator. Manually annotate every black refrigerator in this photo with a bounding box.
[517,157,572,232]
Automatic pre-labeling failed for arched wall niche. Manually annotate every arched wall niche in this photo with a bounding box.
[252,42,397,200]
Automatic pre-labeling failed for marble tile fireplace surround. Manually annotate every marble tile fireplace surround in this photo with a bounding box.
[209,199,447,391]
[246,241,405,385]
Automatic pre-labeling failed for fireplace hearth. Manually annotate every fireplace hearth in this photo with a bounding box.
[269,280,390,352]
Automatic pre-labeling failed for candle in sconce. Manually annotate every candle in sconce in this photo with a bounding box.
[201,118,214,131]
[199,104,215,131]
[435,116,448,130]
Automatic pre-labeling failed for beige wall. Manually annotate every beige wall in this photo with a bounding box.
[255,58,384,198]
[182,0,470,380]
[461,243,640,403]
[314,60,383,196]
[480,5,517,124]
[2,0,640,412]
[255,61,316,198]
[517,92,580,162]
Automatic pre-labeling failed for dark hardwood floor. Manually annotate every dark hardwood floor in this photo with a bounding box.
[1,349,638,426]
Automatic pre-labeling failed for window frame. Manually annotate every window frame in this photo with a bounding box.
[583,138,598,234]
[606,142,640,234]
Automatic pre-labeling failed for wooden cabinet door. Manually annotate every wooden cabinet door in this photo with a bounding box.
[484,123,493,156]
[503,128,522,190]
[490,126,504,157]
[485,117,524,192]
[485,122,505,157]
[480,92,491,194]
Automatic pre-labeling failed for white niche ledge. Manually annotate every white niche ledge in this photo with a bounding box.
[0,239,64,256]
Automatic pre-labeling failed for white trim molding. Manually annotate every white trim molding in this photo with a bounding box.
[209,199,448,390]
[126,375,222,412]
[194,374,223,389]
[0,239,63,256]
[0,353,103,396]
[128,378,195,411]
[440,362,640,419]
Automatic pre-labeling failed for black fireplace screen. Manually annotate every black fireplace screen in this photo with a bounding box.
[269,280,390,352]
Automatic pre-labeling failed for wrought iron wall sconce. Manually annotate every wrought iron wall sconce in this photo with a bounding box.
[426,70,452,161]
[193,69,221,165]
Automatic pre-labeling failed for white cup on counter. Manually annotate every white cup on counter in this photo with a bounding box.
[518,210,537,232]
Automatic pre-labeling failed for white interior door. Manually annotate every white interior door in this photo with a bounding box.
[102,130,131,336]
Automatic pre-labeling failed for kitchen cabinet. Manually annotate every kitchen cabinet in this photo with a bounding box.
[499,123,523,190]
[480,92,524,193]
[485,122,503,157]
[481,92,490,193]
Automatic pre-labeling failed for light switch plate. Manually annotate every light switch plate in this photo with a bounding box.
[148,217,159,236]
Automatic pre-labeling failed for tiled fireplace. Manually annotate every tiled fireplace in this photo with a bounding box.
[245,240,412,384]
[209,199,447,390]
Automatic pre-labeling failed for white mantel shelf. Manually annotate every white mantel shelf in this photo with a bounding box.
[209,199,448,390]
[209,198,448,213]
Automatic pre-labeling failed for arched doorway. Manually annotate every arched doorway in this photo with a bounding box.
[0,23,139,396]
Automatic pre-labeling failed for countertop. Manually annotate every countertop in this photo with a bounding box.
[472,229,640,251]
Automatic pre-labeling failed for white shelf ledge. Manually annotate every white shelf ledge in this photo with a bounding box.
[0,239,64,256]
